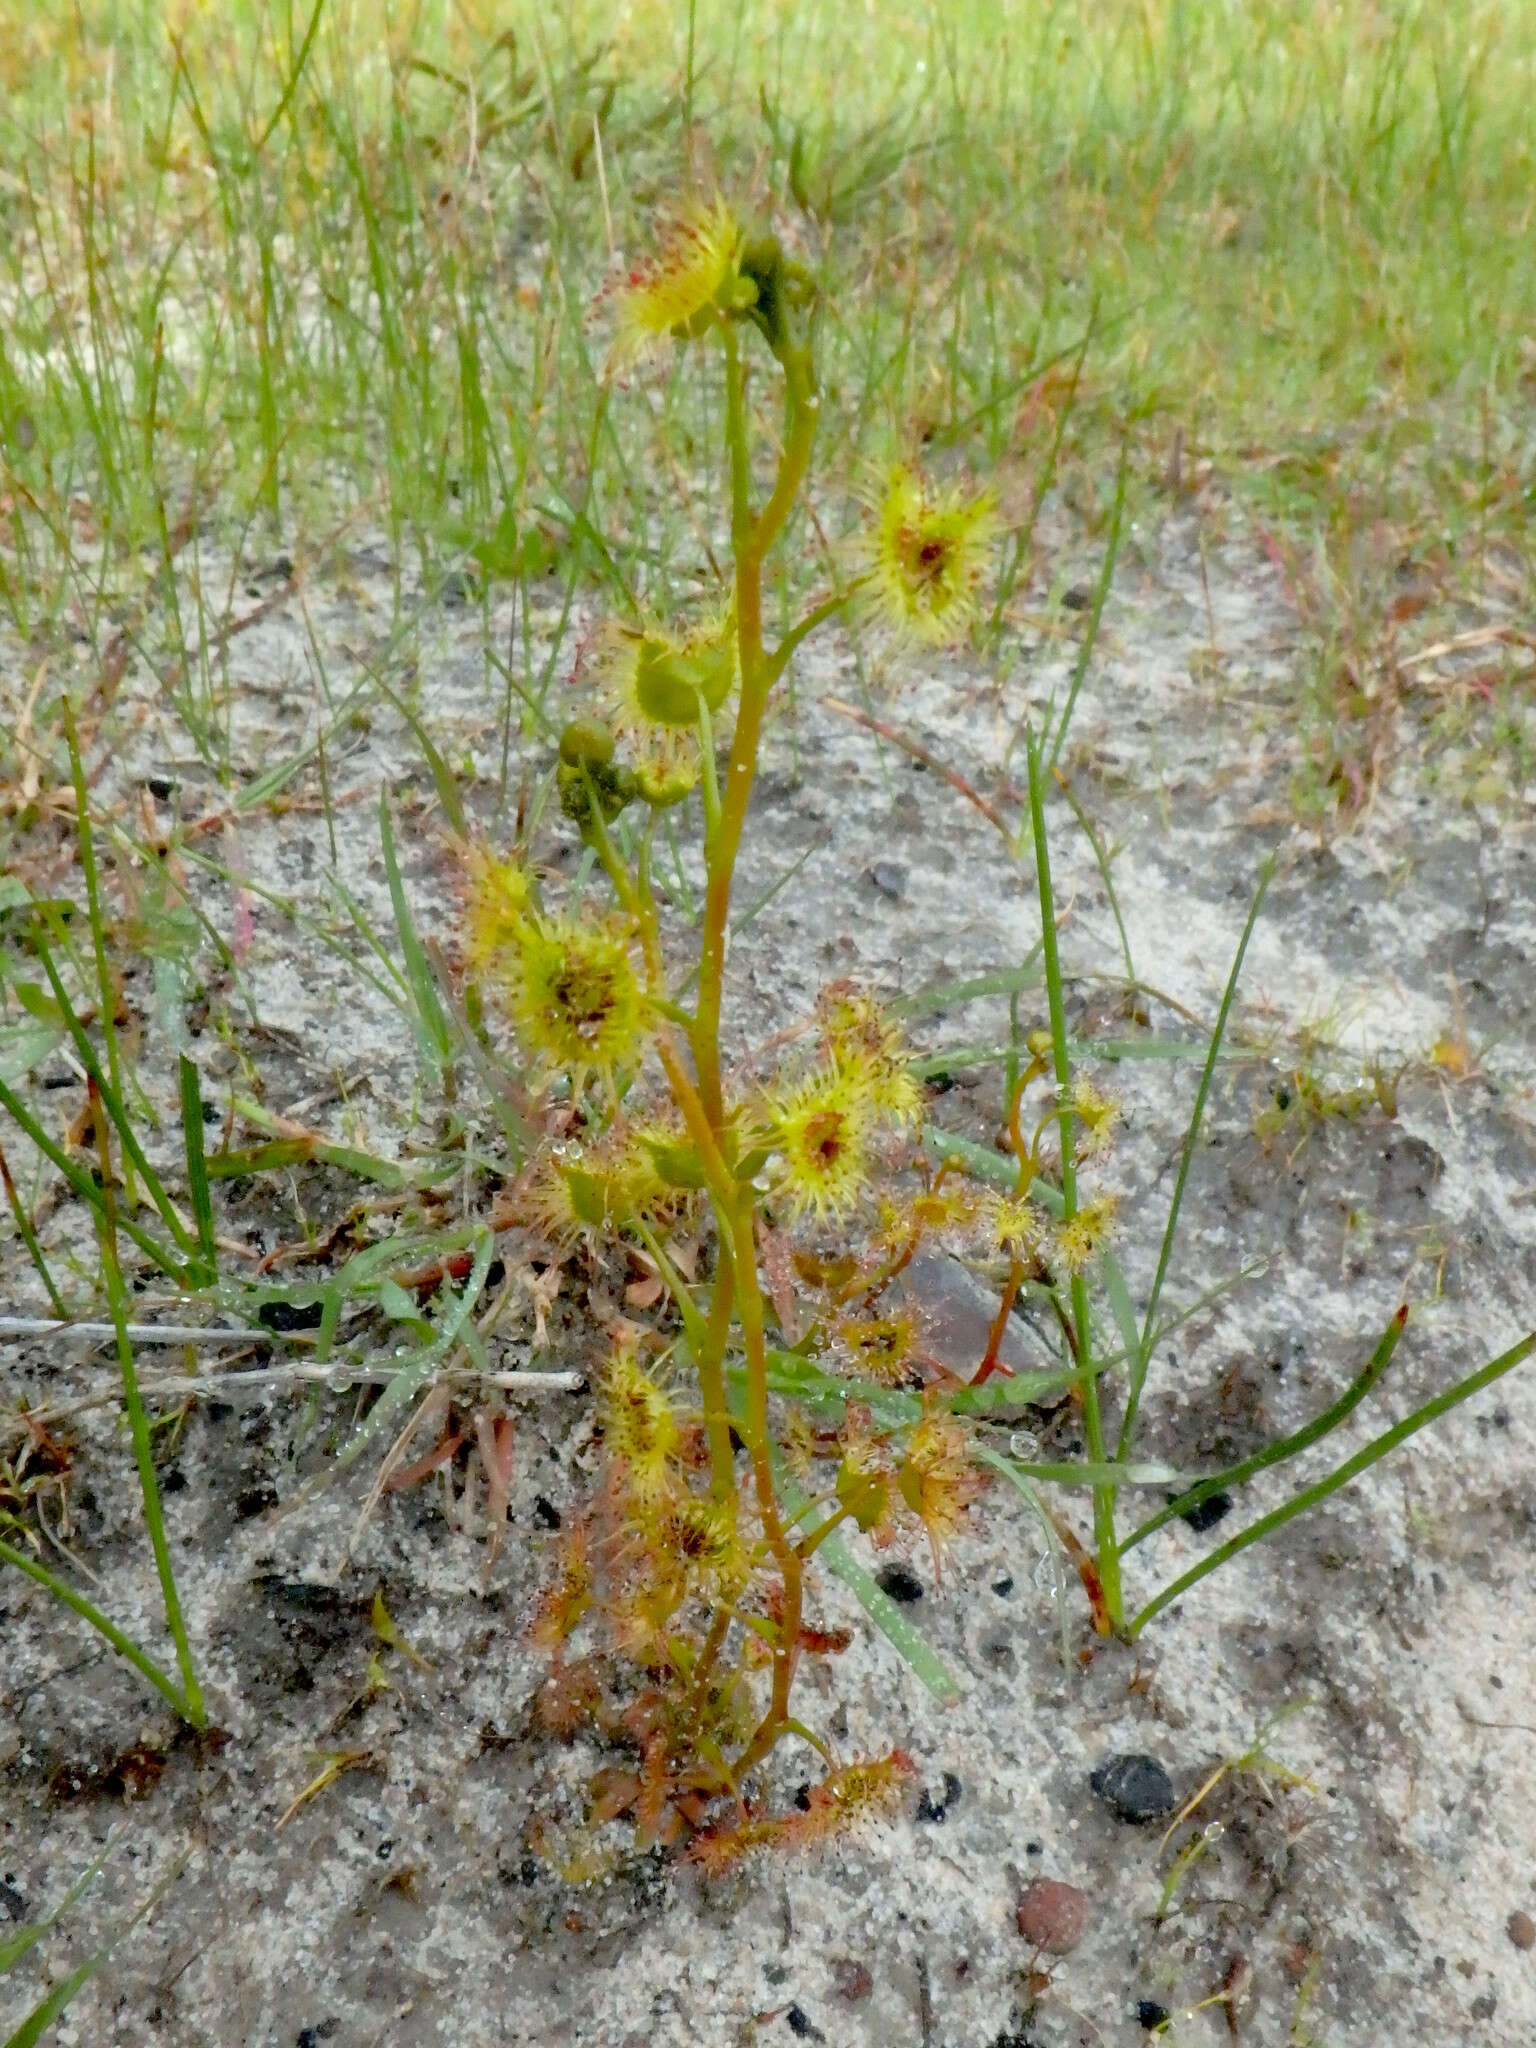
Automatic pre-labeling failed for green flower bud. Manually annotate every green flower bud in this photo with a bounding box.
[557,755,635,829]
[558,717,617,768]
[633,635,736,727]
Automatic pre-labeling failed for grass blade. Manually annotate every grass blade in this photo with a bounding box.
[94,1087,205,1725]
[0,1073,193,1285]
[379,791,454,1087]
[0,1840,113,1977]
[1120,1306,1408,1554]
[3,1847,188,2048]
[287,1228,494,1509]
[31,928,199,1263]
[1129,1323,1533,1638]
[814,1526,963,1706]
[177,1055,217,1283]
[0,1536,190,1721]
[1045,443,1126,774]
[889,949,1045,1019]
[0,1138,68,1318]
[1116,855,1275,1460]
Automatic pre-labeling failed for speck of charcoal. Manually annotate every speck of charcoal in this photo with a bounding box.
[785,2008,817,2039]
[1090,1753,1176,1823]
[1172,1489,1232,1533]
[992,1575,1014,1596]
[875,1562,924,1603]
[1136,2001,1171,2030]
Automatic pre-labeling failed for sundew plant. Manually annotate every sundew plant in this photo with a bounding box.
[455,193,1536,1872]
[460,197,1000,1865]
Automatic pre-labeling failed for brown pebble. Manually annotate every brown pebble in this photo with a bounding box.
[830,1957,873,2001]
[1016,1877,1092,1954]
[1508,1910,1535,1952]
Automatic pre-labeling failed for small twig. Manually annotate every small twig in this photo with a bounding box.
[134,1364,583,1398]
[822,695,1014,839]
[0,1317,268,1346]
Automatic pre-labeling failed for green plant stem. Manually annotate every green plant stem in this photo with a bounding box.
[694,332,819,1129]
[1027,732,1122,1629]
[765,585,856,685]
[0,1140,68,1319]
[1129,1326,1535,1638]
[724,1192,803,1774]
[695,1256,739,1505]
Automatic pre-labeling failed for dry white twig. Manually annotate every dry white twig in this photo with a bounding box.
[0,1317,266,1347]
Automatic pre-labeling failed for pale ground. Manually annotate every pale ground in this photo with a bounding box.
[2,506,1535,2047]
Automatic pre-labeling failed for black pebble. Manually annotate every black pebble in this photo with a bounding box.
[992,1575,1014,1596]
[1136,2001,1171,2030]
[785,2006,817,2038]
[1170,1489,1232,1533]
[875,1562,924,1604]
[259,1299,324,1333]
[915,1771,963,1823]
[1090,1753,1176,1823]
[146,775,177,801]
[0,1879,27,1922]
[532,1496,562,1529]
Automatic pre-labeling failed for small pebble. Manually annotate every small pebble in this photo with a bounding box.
[1171,1489,1232,1533]
[829,1957,872,2002]
[1135,2000,1171,2030]
[1089,1753,1176,1823]
[992,1575,1014,1596]
[1016,1877,1091,1954]
[869,861,908,901]
[1508,1910,1535,1951]
[915,1772,963,1823]
[875,1562,924,1604]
